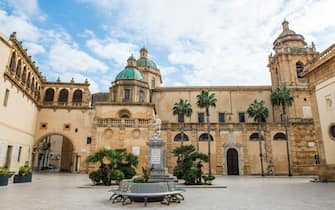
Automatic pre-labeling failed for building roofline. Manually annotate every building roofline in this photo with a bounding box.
[153,85,272,92]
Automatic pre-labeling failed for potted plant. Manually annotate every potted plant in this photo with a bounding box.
[13,166,32,183]
[0,168,9,186]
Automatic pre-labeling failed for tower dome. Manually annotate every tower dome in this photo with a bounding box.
[115,54,144,81]
[136,47,157,68]
[273,20,306,49]
[115,67,144,81]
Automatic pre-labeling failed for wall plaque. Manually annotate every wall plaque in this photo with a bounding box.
[151,148,161,164]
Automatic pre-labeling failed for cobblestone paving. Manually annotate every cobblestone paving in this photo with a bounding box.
[0,173,334,210]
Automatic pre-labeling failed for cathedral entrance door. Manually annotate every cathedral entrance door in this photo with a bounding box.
[227,148,239,175]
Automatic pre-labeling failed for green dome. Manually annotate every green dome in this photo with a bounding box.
[136,58,157,68]
[115,67,144,81]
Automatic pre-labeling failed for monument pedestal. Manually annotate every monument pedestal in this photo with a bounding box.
[147,134,176,182]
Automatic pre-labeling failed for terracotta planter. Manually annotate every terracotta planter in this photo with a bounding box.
[13,173,32,183]
[0,175,8,186]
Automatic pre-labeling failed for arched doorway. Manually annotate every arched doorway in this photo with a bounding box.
[33,134,74,172]
[227,148,239,175]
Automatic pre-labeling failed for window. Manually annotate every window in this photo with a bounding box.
[296,62,304,78]
[124,89,130,101]
[199,133,214,141]
[330,124,335,140]
[151,79,155,89]
[72,89,83,103]
[58,89,69,103]
[44,88,55,103]
[139,90,144,102]
[3,89,10,107]
[273,132,287,140]
[174,133,189,141]
[249,133,263,141]
[27,72,31,88]
[21,67,26,84]
[239,112,245,122]
[9,52,16,72]
[17,146,22,162]
[198,113,204,123]
[178,114,184,123]
[87,137,92,144]
[218,112,225,123]
[15,59,21,78]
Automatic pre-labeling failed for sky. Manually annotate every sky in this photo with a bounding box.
[0,0,334,93]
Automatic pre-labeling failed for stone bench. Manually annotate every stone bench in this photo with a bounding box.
[110,180,185,206]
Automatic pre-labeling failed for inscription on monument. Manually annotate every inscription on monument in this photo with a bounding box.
[151,148,161,164]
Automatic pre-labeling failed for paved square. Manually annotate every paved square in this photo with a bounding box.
[0,174,334,210]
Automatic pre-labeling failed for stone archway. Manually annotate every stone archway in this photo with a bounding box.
[33,134,75,172]
[223,143,242,175]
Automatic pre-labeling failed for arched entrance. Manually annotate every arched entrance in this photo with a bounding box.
[227,148,239,175]
[33,134,74,172]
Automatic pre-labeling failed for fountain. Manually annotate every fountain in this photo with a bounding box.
[110,115,182,206]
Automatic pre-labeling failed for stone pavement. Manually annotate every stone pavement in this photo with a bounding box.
[0,173,334,210]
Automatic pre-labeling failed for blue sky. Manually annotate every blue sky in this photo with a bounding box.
[0,0,334,93]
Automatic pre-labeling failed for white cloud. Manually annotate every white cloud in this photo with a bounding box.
[6,0,46,21]
[48,40,108,73]
[0,10,41,41]
[79,0,335,86]
[77,0,121,11]
[86,38,137,66]
[55,72,100,93]
[23,42,45,55]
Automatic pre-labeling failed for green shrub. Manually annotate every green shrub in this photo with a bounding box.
[18,166,32,176]
[111,169,125,181]
[202,175,215,184]
[183,168,201,185]
[0,168,8,176]
[173,164,184,179]
[119,166,136,179]
[132,177,145,183]
[89,170,102,184]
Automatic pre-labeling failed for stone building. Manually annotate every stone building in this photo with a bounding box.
[0,21,333,177]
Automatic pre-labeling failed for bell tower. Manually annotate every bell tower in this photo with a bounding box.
[268,20,318,120]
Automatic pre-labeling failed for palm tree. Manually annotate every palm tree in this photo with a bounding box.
[196,89,217,176]
[271,85,294,176]
[172,99,193,146]
[247,99,269,176]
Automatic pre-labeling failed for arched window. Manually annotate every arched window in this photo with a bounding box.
[31,77,35,92]
[199,133,214,141]
[249,132,263,141]
[296,61,304,78]
[273,132,286,141]
[15,59,21,78]
[9,53,16,72]
[174,133,189,141]
[118,109,131,118]
[44,88,54,103]
[58,89,69,104]
[21,67,27,84]
[27,72,31,88]
[72,89,83,103]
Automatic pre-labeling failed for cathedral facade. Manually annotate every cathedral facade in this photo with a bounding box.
[0,21,334,179]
